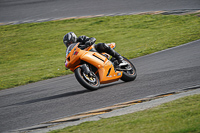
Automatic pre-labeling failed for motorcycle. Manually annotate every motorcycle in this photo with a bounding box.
[65,42,137,91]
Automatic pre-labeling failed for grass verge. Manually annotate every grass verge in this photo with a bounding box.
[0,14,200,90]
[50,94,200,133]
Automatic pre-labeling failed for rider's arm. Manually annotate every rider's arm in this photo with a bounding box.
[77,36,96,49]
[77,35,90,43]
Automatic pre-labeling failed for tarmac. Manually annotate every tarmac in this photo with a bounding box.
[1,9,200,26]
[13,86,200,133]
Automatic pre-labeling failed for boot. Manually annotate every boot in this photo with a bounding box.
[108,47,128,67]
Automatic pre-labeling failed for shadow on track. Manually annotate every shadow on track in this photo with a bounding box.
[99,81,125,89]
[2,81,126,108]
[1,89,90,108]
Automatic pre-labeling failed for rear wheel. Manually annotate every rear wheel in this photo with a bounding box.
[120,57,137,82]
[74,67,100,91]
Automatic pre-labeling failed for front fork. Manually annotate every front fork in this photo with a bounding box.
[80,64,90,75]
[80,64,97,83]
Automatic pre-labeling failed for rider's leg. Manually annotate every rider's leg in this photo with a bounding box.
[94,43,127,66]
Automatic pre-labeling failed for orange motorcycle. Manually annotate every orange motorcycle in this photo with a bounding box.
[65,42,137,91]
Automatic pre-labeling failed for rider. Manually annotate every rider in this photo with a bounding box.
[63,32,126,66]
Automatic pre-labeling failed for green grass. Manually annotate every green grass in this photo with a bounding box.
[0,14,200,90]
[50,94,200,133]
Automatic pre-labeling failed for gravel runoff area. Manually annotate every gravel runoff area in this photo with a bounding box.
[19,87,200,133]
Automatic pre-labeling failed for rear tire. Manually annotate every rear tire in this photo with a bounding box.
[121,57,137,82]
[74,67,100,91]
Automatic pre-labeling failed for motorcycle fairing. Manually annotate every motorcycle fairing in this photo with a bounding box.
[80,51,122,84]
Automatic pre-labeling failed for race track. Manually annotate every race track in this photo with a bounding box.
[0,0,200,132]
[0,40,200,132]
[0,0,200,23]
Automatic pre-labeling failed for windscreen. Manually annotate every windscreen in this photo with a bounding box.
[66,43,76,57]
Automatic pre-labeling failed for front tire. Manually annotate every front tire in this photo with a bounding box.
[74,67,100,91]
[121,57,137,82]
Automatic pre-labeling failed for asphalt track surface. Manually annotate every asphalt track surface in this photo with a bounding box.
[0,0,200,23]
[0,0,200,132]
[0,40,200,132]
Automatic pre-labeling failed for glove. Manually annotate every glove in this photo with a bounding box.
[85,41,92,47]
[85,37,96,47]
[90,37,96,44]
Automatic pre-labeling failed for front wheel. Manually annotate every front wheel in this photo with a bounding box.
[120,57,137,82]
[74,67,100,91]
